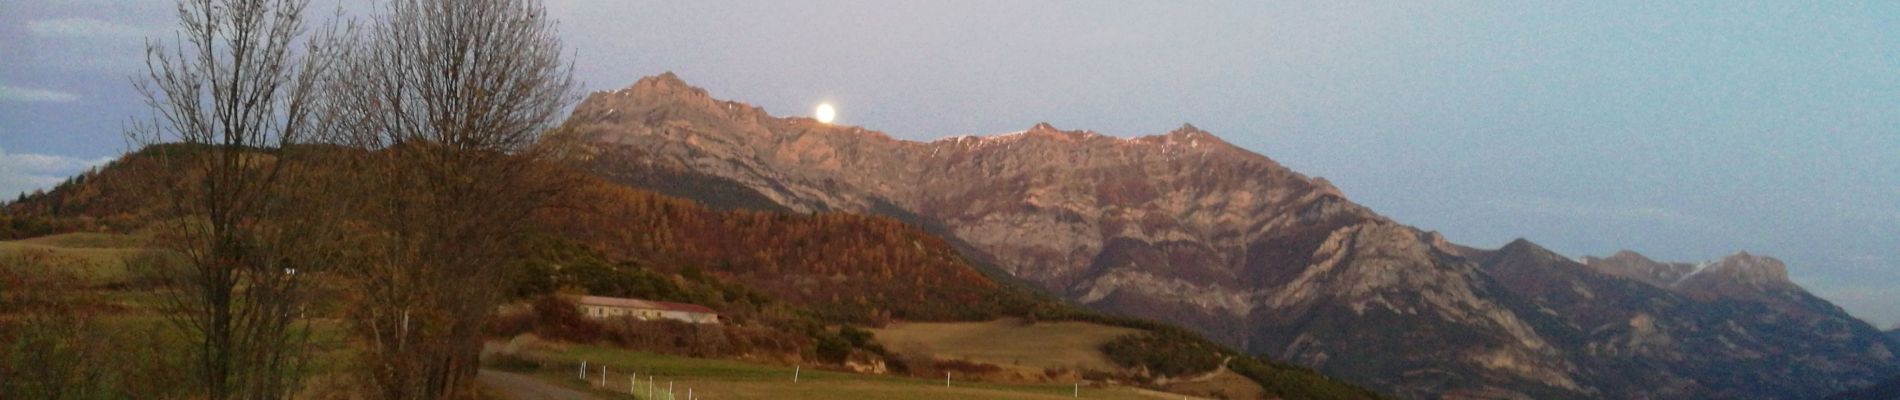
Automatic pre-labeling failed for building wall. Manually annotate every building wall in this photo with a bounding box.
[581,305,717,324]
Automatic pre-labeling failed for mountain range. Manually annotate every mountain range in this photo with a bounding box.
[549,73,1898,399]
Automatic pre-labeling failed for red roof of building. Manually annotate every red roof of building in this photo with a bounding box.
[575,295,717,315]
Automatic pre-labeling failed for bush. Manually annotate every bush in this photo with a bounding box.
[484,308,537,338]
[813,333,852,363]
[530,295,602,342]
[597,319,732,358]
[1,256,190,399]
[933,358,1003,375]
[1100,332,1222,378]
[483,352,541,372]
[839,325,873,347]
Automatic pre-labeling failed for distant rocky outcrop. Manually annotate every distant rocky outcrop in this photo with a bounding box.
[553,73,1900,399]
[1577,250,1697,287]
[1480,243,1897,398]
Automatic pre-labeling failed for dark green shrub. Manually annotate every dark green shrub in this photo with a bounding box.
[1100,332,1222,378]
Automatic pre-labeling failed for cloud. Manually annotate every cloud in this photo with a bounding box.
[25,17,149,39]
[0,84,81,103]
[0,147,116,199]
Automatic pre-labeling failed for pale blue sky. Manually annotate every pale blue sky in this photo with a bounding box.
[2,1,1895,327]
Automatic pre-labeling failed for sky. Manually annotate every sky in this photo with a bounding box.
[2,1,1896,328]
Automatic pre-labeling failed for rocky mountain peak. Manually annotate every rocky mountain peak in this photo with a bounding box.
[1497,238,1569,263]
[1702,251,1792,286]
[1500,237,1539,251]
[568,72,742,133]
[647,71,683,84]
[1130,122,1239,151]
[629,71,708,101]
[1582,249,1796,296]
[1582,249,1697,288]
[1669,251,1800,303]
[1170,123,1206,136]
[1609,249,1654,262]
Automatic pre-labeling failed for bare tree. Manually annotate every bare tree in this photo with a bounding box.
[128,0,341,398]
[320,0,577,398]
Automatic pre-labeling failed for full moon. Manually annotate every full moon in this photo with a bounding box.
[814,103,837,124]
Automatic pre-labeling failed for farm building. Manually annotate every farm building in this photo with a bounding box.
[575,295,720,324]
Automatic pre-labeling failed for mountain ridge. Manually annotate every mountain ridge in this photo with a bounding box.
[554,72,1899,399]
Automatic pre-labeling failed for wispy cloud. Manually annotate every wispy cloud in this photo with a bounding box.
[0,84,81,103]
[0,147,116,199]
[25,17,150,39]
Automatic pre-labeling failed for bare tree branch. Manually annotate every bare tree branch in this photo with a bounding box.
[127,0,340,398]
[320,0,577,398]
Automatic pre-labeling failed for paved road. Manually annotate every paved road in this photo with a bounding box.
[479,369,606,400]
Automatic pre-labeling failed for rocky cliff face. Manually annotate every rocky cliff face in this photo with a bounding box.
[1477,242,1898,398]
[554,73,1899,398]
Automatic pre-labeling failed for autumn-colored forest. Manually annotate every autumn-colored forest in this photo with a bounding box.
[536,178,1044,324]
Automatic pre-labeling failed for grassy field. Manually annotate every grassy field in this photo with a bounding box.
[0,232,359,387]
[0,232,153,284]
[13,232,148,248]
[1162,368,1267,400]
[2,233,1245,399]
[868,318,1140,371]
[515,344,1192,400]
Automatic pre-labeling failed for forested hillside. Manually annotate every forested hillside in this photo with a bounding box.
[535,181,1045,323]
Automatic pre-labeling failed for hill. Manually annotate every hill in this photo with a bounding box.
[534,180,1040,323]
[553,72,1900,398]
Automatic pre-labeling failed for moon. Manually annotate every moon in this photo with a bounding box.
[814,103,837,124]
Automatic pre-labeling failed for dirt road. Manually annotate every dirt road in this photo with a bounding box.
[478,369,605,400]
